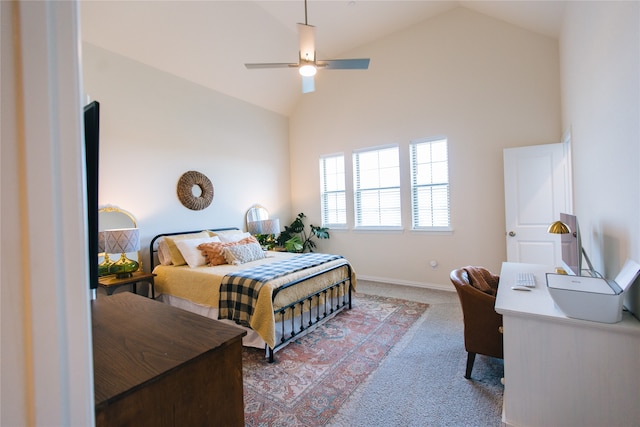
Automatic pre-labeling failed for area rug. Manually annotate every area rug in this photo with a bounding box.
[242,293,429,427]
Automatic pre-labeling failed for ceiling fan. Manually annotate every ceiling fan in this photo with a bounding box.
[244,0,370,93]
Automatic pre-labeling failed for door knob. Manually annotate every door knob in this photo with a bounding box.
[508,231,516,237]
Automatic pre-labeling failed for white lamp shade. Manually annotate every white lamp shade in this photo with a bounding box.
[261,218,280,235]
[247,221,261,235]
[103,228,140,254]
[98,231,105,253]
[248,218,280,235]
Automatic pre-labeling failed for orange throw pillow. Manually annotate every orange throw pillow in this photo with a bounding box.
[198,236,258,266]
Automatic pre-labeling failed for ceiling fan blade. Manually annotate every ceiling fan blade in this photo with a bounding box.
[298,23,315,62]
[318,58,370,70]
[302,75,315,93]
[245,63,298,69]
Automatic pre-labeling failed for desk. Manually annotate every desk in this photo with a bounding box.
[496,262,640,427]
[93,293,246,426]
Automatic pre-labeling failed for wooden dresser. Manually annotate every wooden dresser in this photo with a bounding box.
[92,292,246,427]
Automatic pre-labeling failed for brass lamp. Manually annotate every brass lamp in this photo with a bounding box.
[547,220,571,235]
[547,219,596,276]
[104,228,140,278]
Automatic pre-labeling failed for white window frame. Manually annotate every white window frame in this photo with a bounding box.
[319,154,347,228]
[410,137,451,231]
[353,145,402,230]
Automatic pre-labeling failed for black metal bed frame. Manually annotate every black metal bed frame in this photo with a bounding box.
[148,228,353,363]
[268,262,352,362]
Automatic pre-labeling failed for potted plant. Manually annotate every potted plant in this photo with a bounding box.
[276,212,329,253]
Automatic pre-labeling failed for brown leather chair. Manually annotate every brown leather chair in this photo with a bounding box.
[450,267,503,379]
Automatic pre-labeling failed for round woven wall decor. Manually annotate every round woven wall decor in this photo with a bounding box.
[176,170,214,210]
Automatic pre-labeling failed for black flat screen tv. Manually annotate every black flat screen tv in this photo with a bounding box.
[84,100,100,291]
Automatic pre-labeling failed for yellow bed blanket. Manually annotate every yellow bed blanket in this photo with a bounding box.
[153,251,356,348]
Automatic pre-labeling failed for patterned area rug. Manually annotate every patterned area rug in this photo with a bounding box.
[242,293,429,426]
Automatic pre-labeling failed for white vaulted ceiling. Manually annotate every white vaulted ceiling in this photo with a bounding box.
[80,1,566,116]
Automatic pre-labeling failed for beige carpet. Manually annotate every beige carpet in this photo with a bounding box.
[328,280,504,427]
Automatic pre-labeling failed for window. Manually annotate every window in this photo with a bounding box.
[353,145,401,228]
[410,138,450,229]
[319,154,346,226]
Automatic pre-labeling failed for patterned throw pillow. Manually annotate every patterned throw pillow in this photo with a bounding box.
[223,242,266,265]
[198,236,258,266]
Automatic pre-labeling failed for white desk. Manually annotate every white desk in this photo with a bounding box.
[496,262,640,427]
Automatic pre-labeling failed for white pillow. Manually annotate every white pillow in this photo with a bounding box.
[223,242,266,265]
[174,236,221,268]
[209,229,241,236]
[217,232,252,243]
[164,231,212,266]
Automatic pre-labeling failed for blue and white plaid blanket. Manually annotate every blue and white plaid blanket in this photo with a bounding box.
[219,253,343,327]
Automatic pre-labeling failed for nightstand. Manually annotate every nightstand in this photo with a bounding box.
[98,270,156,299]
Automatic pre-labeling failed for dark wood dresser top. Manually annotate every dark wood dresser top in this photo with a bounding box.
[92,292,246,406]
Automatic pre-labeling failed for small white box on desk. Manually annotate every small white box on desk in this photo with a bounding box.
[546,259,640,324]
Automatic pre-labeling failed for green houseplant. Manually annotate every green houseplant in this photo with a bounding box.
[276,212,330,253]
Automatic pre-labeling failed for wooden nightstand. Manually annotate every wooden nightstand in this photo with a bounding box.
[98,270,156,299]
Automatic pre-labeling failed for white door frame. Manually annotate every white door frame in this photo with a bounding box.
[2,1,95,425]
[561,127,574,213]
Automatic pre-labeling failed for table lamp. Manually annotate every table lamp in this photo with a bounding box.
[248,218,280,249]
[547,219,596,277]
[97,231,113,276]
[104,227,140,278]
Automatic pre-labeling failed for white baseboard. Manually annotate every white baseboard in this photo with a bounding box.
[355,274,454,293]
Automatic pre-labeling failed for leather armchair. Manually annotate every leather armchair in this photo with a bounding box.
[450,267,503,379]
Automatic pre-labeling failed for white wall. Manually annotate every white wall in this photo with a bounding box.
[82,43,291,266]
[289,7,561,288]
[560,2,640,314]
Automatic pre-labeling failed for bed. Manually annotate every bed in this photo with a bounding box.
[149,228,355,362]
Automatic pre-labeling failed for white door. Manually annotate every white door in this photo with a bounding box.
[503,142,572,264]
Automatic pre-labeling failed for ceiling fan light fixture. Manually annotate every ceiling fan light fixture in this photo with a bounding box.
[244,0,369,94]
[299,63,317,77]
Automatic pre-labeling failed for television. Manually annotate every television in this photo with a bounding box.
[84,100,100,293]
[560,212,581,276]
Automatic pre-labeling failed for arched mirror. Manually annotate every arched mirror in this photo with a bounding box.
[98,206,141,276]
[246,204,269,226]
